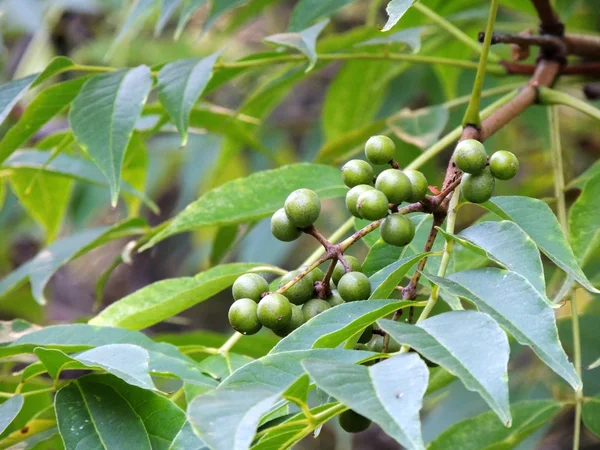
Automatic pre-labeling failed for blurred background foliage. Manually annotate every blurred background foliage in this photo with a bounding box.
[0,0,599,448]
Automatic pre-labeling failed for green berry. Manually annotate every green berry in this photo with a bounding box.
[342,160,374,188]
[454,139,488,175]
[300,266,324,285]
[257,293,292,330]
[284,189,321,228]
[461,168,495,204]
[228,298,262,335]
[404,170,429,202]
[338,272,371,302]
[332,255,362,285]
[339,410,371,433]
[274,304,304,337]
[489,151,519,180]
[367,335,400,353]
[380,214,415,247]
[302,298,331,321]
[346,184,374,217]
[375,169,412,204]
[357,189,389,220]
[357,325,373,344]
[232,273,268,302]
[271,208,301,242]
[327,290,345,307]
[279,270,314,305]
[365,135,395,165]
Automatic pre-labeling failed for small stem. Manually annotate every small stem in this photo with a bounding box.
[413,2,501,62]
[462,0,500,127]
[302,225,332,248]
[539,87,600,122]
[548,106,568,231]
[301,218,354,266]
[218,332,242,354]
[276,253,331,295]
[480,31,566,55]
[572,291,583,450]
[72,64,117,74]
[0,387,56,398]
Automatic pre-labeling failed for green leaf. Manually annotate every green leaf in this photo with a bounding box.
[0,218,147,304]
[379,311,511,425]
[569,173,600,267]
[122,132,149,215]
[0,75,37,127]
[388,106,448,149]
[264,20,328,72]
[155,0,182,35]
[170,422,207,450]
[303,354,428,450]
[356,26,423,52]
[568,159,600,190]
[588,357,600,371]
[9,171,73,243]
[0,77,87,163]
[271,299,418,353]
[3,150,159,213]
[69,66,153,206]
[55,374,186,450]
[5,324,217,387]
[288,0,357,31]
[142,164,347,249]
[315,119,387,164]
[109,0,155,58]
[441,220,547,298]
[425,268,581,390]
[383,0,417,32]
[0,395,24,434]
[175,0,207,39]
[583,397,600,438]
[486,196,599,293]
[205,0,247,30]
[0,319,41,343]
[369,253,431,299]
[89,263,280,330]
[428,400,563,450]
[157,52,221,145]
[31,344,155,390]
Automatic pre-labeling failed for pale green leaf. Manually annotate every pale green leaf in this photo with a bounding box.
[583,397,600,438]
[175,0,207,39]
[303,354,428,450]
[155,0,181,35]
[205,0,247,30]
[356,26,423,52]
[0,319,41,344]
[141,164,347,249]
[425,268,581,390]
[388,106,448,149]
[69,66,153,206]
[383,0,418,32]
[588,357,600,370]
[379,311,511,425]
[288,0,357,31]
[569,173,600,267]
[109,0,155,58]
[122,132,149,215]
[0,395,24,435]
[0,75,37,127]
[369,253,431,299]
[568,159,600,190]
[169,422,207,450]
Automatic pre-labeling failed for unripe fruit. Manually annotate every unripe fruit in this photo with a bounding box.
[228,298,262,335]
[357,189,389,220]
[358,325,373,344]
[338,272,371,302]
[274,304,304,337]
[380,214,415,247]
[461,168,495,204]
[341,160,374,188]
[232,273,268,302]
[284,189,321,228]
[375,169,412,204]
[300,266,324,285]
[454,139,488,175]
[302,298,331,321]
[367,335,400,353]
[327,290,345,307]
[279,270,314,305]
[257,293,292,330]
[271,208,301,242]
[404,170,429,202]
[365,135,395,165]
[332,255,362,285]
[346,185,374,217]
[489,150,519,180]
[339,410,371,433]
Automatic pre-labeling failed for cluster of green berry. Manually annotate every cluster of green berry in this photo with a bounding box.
[455,139,519,203]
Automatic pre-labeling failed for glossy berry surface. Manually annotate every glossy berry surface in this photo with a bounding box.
[339,410,372,433]
[228,298,262,335]
[461,168,495,203]
[404,170,429,202]
[274,304,304,337]
[357,325,373,344]
[489,150,519,180]
[375,169,412,204]
[367,335,400,353]
[302,298,331,321]
[271,208,301,242]
[357,189,389,220]
[342,160,374,188]
[279,270,314,305]
[257,293,292,330]
[284,189,321,228]
[346,184,374,217]
[338,272,371,302]
[332,255,362,285]
[327,290,345,307]
[300,266,324,285]
[232,273,268,302]
[454,139,488,175]
[365,135,395,165]
[380,214,415,247]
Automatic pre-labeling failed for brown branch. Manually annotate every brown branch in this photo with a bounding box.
[480,31,566,55]
[563,34,600,59]
[530,0,564,36]
[502,61,600,76]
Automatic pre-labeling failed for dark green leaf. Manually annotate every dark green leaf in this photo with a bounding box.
[0,75,37,127]
[0,395,24,434]
[369,253,431,299]
[583,397,600,438]
[383,0,418,32]
[288,0,357,31]
[569,173,600,266]
[388,106,448,149]
[205,0,247,30]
